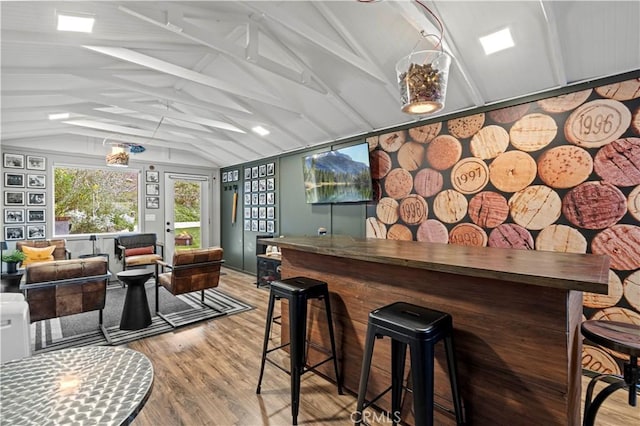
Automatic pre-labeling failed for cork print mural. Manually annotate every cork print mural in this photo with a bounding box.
[365,77,640,376]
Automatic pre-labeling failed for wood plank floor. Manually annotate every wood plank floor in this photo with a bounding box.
[129,268,638,425]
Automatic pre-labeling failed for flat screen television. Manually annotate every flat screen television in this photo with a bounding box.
[302,142,373,204]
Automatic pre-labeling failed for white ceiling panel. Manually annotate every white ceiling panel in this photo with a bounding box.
[2,1,639,167]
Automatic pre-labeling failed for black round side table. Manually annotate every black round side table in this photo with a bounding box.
[117,269,153,330]
[1,271,25,293]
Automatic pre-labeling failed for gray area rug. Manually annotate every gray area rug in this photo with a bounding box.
[31,280,253,353]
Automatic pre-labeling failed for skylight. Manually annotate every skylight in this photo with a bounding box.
[479,28,514,55]
[252,126,270,137]
[57,12,95,33]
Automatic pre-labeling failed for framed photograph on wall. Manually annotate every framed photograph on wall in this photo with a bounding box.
[27,174,45,189]
[244,207,251,219]
[267,178,275,191]
[259,193,266,205]
[244,219,251,231]
[267,206,275,219]
[146,170,159,182]
[4,209,24,223]
[251,220,258,232]
[259,220,266,232]
[251,180,258,192]
[26,156,46,171]
[259,207,266,219]
[267,162,275,176]
[233,170,239,181]
[259,164,267,177]
[146,183,160,195]
[27,209,45,222]
[3,153,24,169]
[222,172,228,183]
[5,225,24,241]
[251,193,259,205]
[244,193,251,205]
[267,192,275,204]
[27,192,45,206]
[267,220,275,233]
[4,173,24,188]
[244,168,252,180]
[244,181,251,193]
[251,166,259,179]
[5,191,24,206]
[146,197,159,209]
[251,207,258,219]
[27,224,45,239]
[259,179,266,192]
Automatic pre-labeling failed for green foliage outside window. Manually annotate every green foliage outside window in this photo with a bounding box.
[174,181,200,222]
[54,167,139,234]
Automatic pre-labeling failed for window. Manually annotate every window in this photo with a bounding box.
[54,166,139,235]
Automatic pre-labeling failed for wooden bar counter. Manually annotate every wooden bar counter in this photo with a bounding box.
[264,235,610,425]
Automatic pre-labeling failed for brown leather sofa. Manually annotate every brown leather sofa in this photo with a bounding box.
[17,239,71,263]
[154,247,224,327]
[21,257,111,341]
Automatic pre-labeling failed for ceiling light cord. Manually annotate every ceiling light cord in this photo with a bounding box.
[414,0,445,50]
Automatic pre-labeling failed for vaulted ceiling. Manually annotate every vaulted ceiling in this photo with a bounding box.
[2,1,639,168]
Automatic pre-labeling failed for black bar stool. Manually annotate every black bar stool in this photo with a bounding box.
[355,302,464,426]
[256,276,342,425]
[581,320,639,426]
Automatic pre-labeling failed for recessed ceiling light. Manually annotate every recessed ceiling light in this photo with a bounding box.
[252,126,270,136]
[479,27,514,55]
[48,112,70,120]
[57,12,95,33]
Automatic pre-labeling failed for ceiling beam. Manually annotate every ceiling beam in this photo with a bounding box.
[241,3,389,84]
[64,128,232,166]
[118,5,326,94]
[257,20,373,129]
[82,45,296,112]
[539,0,568,86]
[0,29,206,53]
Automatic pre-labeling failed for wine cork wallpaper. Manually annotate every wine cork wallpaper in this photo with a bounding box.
[366,77,640,376]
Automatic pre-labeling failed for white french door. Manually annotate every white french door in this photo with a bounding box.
[163,173,210,261]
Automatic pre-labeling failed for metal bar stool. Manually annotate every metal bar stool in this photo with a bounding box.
[355,302,465,426]
[581,320,639,426]
[256,276,342,425]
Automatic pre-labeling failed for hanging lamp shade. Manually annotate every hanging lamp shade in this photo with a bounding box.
[396,50,451,115]
[106,144,130,167]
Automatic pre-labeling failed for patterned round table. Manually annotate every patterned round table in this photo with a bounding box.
[0,346,154,425]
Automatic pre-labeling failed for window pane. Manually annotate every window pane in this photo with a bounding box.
[54,167,139,235]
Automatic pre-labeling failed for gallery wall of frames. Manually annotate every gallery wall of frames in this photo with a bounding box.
[221,161,277,234]
[2,153,47,241]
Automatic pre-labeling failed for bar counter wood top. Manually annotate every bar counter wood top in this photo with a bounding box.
[265,235,610,425]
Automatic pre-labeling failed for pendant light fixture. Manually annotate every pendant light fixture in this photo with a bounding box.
[105,144,130,167]
[396,1,452,115]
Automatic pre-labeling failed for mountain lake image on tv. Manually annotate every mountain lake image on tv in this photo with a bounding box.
[303,142,373,204]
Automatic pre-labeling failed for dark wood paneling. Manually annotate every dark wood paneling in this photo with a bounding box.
[279,247,587,425]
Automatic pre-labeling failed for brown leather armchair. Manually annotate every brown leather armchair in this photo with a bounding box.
[21,257,111,341]
[154,247,224,327]
[114,233,163,272]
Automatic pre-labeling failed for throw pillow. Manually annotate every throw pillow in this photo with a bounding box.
[21,245,56,266]
[125,246,154,256]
